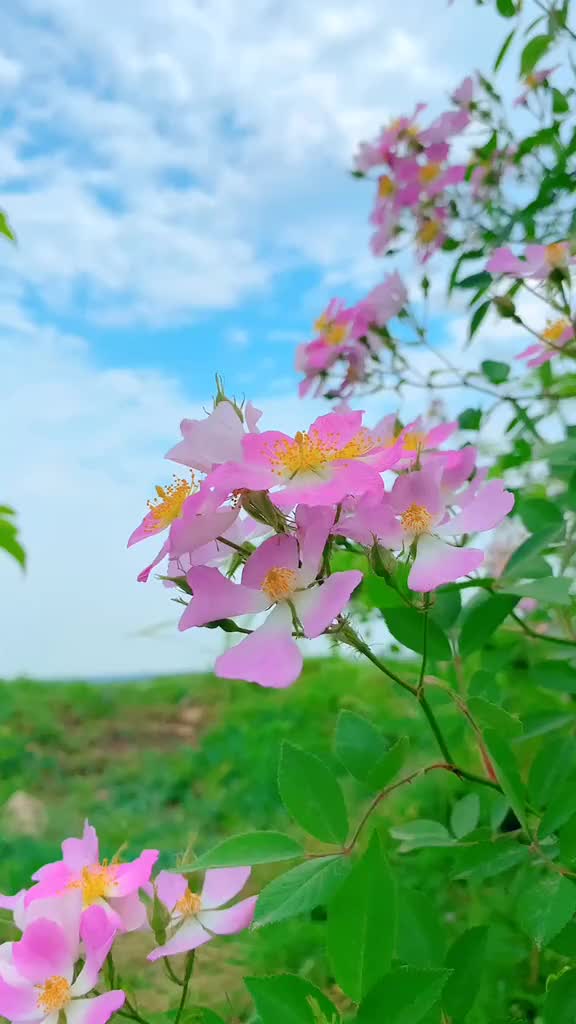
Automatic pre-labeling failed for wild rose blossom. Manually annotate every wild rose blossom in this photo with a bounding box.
[148,867,256,961]
[0,908,124,1024]
[487,242,575,280]
[517,319,575,367]
[25,821,158,932]
[179,508,362,687]
[514,67,557,107]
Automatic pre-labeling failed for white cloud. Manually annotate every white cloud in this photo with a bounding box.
[225,328,250,348]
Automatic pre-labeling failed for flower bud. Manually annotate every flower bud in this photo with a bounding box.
[493,295,516,318]
[151,887,171,945]
[239,490,288,532]
[369,542,398,579]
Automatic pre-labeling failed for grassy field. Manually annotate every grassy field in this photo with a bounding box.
[0,657,431,1017]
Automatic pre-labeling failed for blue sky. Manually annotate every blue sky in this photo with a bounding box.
[0,0,531,677]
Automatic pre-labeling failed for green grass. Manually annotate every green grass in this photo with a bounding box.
[0,657,422,1016]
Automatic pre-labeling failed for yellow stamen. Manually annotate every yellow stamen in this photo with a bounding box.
[403,431,427,453]
[175,888,202,917]
[145,476,193,532]
[525,73,538,89]
[545,243,567,269]
[36,976,71,1013]
[401,503,433,535]
[417,220,441,245]
[266,428,374,479]
[419,163,441,185]
[262,567,298,602]
[68,863,116,908]
[543,318,570,344]
[314,314,348,347]
[378,174,396,198]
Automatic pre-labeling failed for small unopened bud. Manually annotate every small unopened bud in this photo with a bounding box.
[493,295,516,318]
[369,542,398,579]
[151,888,171,945]
[240,490,287,532]
[213,374,244,421]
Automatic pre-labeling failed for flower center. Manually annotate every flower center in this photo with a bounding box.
[545,243,567,269]
[262,567,298,602]
[266,427,375,480]
[378,174,396,198]
[69,863,116,907]
[403,430,427,453]
[175,888,202,917]
[419,162,442,184]
[417,219,441,245]
[146,476,193,531]
[36,976,71,1013]
[543,318,570,344]
[401,503,433,535]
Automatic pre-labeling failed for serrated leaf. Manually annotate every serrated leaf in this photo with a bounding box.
[185,831,303,870]
[459,594,519,655]
[429,587,462,630]
[531,661,576,694]
[254,856,350,928]
[468,696,523,739]
[544,968,576,1024]
[443,926,488,1018]
[518,875,576,947]
[390,819,455,851]
[382,607,451,661]
[245,975,339,1024]
[483,728,528,831]
[529,737,576,808]
[502,576,572,607]
[521,34,553,75]
[450,794,480,839]
[278,743,348,845]
[335,712,407,790]
[327,832,396,1001]
[396,887,446,967]
[356,967,451,1024]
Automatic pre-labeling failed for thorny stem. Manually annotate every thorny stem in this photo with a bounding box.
[216,535,250,556]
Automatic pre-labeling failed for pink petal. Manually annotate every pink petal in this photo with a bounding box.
[335,495,403,548]
[19,891,83,945]
[0,977,37,1021]
[309,410,364,449]
[114,850,158,897]
[486,247,528,276]
[127,512,164,548]
[62,823,99,873]
[147,919,212,961]
[409,535,484,592]
[245,403,263,433]
[65,991,125,1024]
[169,498,238,559]
[155,872,187,914]
[294,571,363,637]
[199,896,257,935]
[425,421,458,448]
[215,605,303,688]
[107,892,148,933]
[165,402,246,472]
[201,868,251,910]
[13,920,74,985]
[295,506,335,584]
[439,446,477,491]
[179,567,268,631]
[437,481,514,536]
[0,891,25,913]
[72,908,117,997]
[274,461,383,508]
[241,535,299,590]
[137,540,169,583]
[391,467,444,516]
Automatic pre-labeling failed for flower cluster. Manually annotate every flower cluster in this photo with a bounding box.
[0,822,256,1023]
[129,392,514,688]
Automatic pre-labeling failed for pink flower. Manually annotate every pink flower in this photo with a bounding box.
[166,400,262,472]
[0,908,124,1024]
[353,105,426,172]
[26,821,158,933]
[179,509,362,687]
[148,867,256,961]
[514,67,557,106]
[487,242,575,280]
[128,474,195,549]
[419,108,470,146]
[517,319,575,367]
[353,273,408,333]
[451,76,475,109]
[416,208,448,262]
[335,466,513,592]
[209,410,402,508]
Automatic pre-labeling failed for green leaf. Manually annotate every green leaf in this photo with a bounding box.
[443,926,488,1018]
[183,1010,227,1024]
[396,887,446,967]
[356,967,451,1024]
[382,607,451,661]
[483,728,528,831]
[186,831,303,870]
[494,28,516,70]
[335,712,407,790]
[327,832,396,1001]
[544,968,576,1024]
[552,88,570,114]
[278,743,348,845]
[520,34,553,75]
[456,271,492,291]
[254,856,350,928]
[390,819,455,852]
[450,794,480,839]
[496,0,516,15]
[468,697,523,739]
[502,576,572,606]
[529,737,575,808]
[540,784,576,838]
[469,300,491,341]
[429,587,462,631]
[518,875,576,947]
[517,498,564,533]
[363,575,405,609]
[459,594,519,655]
[0,210,15,243]
[530,661,576,694]
[458,408,482,431]
[245,975,339,1024]
[505,526,562,578]
[481,359,510,384]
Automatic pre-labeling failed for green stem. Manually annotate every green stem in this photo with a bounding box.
[174,952,195,1024]
[418,692,453,763]
[163,958,184,987]
[511,611,576,648]
[351,634,417,696]
[417,600,430,697]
